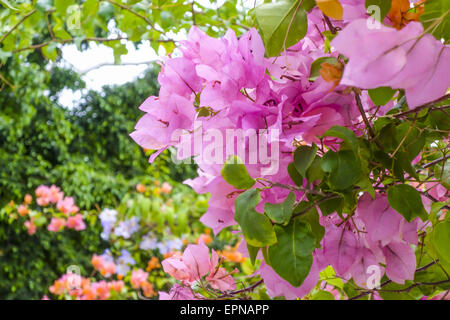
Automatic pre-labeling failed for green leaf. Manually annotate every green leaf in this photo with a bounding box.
[287,162,303,186]
[309,57,339,81]
[433,220,450,263]
[387,184,428,222]
[311,290,335,300]
[306,157,324,183]
[235,189,277,247]
[295,201,325,248]
[0,0,18,10]
[82,0,99,17]
[264,191,296,224]
[434,160,450,190]
[247,243,260,265]
[55,0,75,15]
[317,196,344,216]
[268,219,315,287]
[420,0,450,41]
[320,266,344,289]
[42,43,58,61]
[323,125,358,152]
[255,0,308,57]
[368,86,396,106]
[365,0,392,22]
[221,156,256,189]
[293,144,317,177]
[321,150,362,190]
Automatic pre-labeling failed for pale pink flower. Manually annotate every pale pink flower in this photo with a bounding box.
[48,217,66,232]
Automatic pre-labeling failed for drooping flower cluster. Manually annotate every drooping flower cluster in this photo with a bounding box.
[8,185,86,235]
[160,241,236,299]
[131,1,449,299]
[49,273,125,300]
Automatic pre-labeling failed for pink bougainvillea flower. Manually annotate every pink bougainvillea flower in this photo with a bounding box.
[162,241,211,283]
[24,219,37,235]
[35,185,51,206]
[130,269,149,289]
[109,280,124,293]
[91,280,111,300]
[17,204,29,216]
[332,19,450,108]
[322,224,361,276]
[205,250,236,291]
[48,185,64,203]
[159,283,198,300]
[66,214,86,231]
[57,197,79,215]
[161,182,173,194]
[382,241,416,284]
[48,217,66,232]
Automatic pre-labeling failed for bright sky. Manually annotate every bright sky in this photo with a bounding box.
[58,0,261,108]
[58,40,160,108]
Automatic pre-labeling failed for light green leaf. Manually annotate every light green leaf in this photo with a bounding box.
[221,156,256,189]
[255,0,308,57]
[311,290,335,300]
[368,86,396,106]
[433,220,450,263]
[0,0,18,10]
[420,0,450,41]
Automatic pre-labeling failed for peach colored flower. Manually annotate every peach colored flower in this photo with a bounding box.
[24,194,32,205]
[17,204,29,216]
[130,269,149,289]
[24,219,37,235]
[48,217,66,232]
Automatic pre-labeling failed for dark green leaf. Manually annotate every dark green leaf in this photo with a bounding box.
[268,219,315,287]
[294,144,317,177]
[265,191,296,224]
[387,184,428,222]
[235,189,277,247]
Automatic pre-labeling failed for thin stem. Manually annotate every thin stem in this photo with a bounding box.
[393,93,450,118]
[0,9,37,43]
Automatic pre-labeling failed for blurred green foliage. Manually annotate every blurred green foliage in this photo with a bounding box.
[0,207,108,299]
[0,0,252,300]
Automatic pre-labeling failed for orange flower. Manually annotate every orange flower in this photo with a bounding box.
[141,281,155,298]
[136,184,146,193]
[146,257,161,272]
[17,204,29,216]
[196,233,213,245]
[319,62,343,90]
[388,0,425,30]
[91,254,103,270]
[24,194,32,205]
